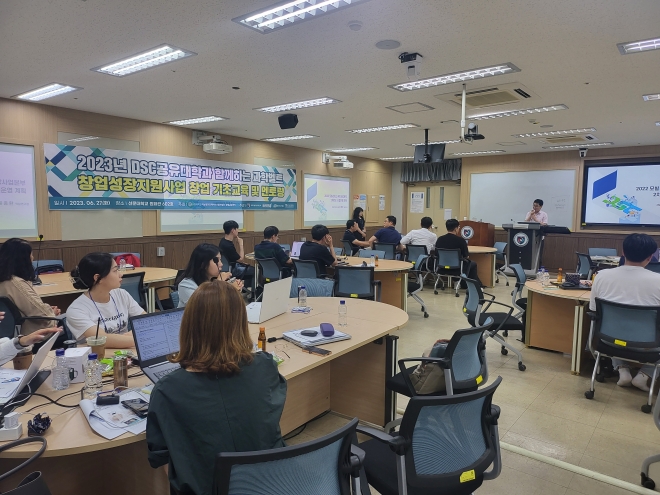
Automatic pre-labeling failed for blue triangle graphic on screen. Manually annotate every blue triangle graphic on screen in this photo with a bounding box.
[307,182,317,202]
[593,170,617,199]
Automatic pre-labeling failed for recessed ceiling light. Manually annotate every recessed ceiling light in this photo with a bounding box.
[386,102,435,114]
[92,45,196,77]
[167,116,228,125]
[656,122,660,127]
[254,97,340,113]
[13,83,82,101]
[497,141,527,146]
[512,127,596,138]
[618,37,660,55]
[261,135,318,142]
[407,139,462,146]
[376,40,401,50]
[471,104,568,120]
[233,0,371,33]
[379,156,413,160]
[389,63,520,92]
[451,150,506,156]
[643,94,660,102]
[346,123,419,133]
[68,136,99,142]
[327,147,377,152]
[539,125,554,128]
[542,142,613,150]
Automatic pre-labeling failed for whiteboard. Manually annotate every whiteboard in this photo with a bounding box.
[469,169,575,228]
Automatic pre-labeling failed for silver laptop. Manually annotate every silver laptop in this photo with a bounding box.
[290,241,304,258]
[130,308,183,383]
[0,333,58,405]
[246,277,293,324]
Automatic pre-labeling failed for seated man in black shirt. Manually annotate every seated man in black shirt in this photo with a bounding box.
[342,220,372,255]
[219,220,255,289]
[435,218,483,287]
[254,226,292,278]
[299,224,338,276]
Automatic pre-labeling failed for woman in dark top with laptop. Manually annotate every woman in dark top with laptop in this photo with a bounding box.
[146,280,287,495]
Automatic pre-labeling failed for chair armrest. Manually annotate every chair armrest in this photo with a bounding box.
[482,291,496,301]
[586,311,597,320]
[398,357,451,370]
[356,426,408,455]
[487,404,501,425]
[350,444,366,469]
[482,300,515,313]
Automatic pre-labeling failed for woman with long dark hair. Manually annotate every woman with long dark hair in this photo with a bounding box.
[352,206,366,240]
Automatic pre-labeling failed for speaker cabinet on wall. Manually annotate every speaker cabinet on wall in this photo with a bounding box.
[278,114,298,129]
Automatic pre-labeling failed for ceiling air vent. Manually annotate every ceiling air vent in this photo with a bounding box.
[539,134,598,144]
[434,82,540,109]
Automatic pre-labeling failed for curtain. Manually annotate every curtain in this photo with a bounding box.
[400,159,461,183]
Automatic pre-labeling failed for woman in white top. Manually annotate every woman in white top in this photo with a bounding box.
[67,253,145,348]
[178,243,243,308]
[0,312,61,364]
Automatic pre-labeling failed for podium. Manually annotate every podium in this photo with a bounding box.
[460,221,494,247]
[502,223,571,276]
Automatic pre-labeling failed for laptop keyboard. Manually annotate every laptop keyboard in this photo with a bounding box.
[153,367,176,380]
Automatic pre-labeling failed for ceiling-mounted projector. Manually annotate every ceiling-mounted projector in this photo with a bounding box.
[202,142,233,154]
[192,131,233,154]
[334,160,354,169]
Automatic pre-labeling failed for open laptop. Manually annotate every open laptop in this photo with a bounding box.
[246,277,293,324]
[130,308,184,383]
[290,241,304,258]
[0,333,58,406]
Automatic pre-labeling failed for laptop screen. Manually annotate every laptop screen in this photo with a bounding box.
[291,241,304,257]
[131,309,184,364]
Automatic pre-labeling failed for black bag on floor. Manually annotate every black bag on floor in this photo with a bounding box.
[0,438,51,495]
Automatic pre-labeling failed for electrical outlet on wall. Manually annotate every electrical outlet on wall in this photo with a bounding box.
[157,247,165,257]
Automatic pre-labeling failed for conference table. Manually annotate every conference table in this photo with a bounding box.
[33,267,179,313]
[524,280,591,374]
[0,297,409,495]
[468,245,497,287]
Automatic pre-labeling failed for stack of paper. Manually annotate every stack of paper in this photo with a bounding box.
[282,327,351,348]
[80,388,151,440]
[0,369,27,402]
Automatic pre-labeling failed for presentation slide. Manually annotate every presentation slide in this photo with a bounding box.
[0,144,38,238]
[304,175,350,226]
[583,164,660,226]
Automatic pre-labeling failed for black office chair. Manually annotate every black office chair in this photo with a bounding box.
[433,248,463,297]
[358,378,503,495]
[374,243,397,260]
[576,252,594,280]
[334,266,381,301]
[404,244,427,264]
[292,259,322,279]
[462,276,526,371]
[219,253,232,274]
[342,240,355,257]
[508,264,527,341]
[32,259,64,275]
[646,262,660,274]
[213,419,363,495]
[288,278,334,297]
[158,269,186,310]
[408,254,429,318]
[255,258,284,302]
[333,247,344,257]
[494,242,509,286]
[120,271,149,311]
[358,250,385,259]
[0,297,71,348]
[585,298,660,413]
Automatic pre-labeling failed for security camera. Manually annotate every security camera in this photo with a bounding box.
[399,52,422,80]
[579,148,588,158]
[463,122,485,142]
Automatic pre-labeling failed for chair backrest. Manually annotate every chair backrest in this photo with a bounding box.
[593,298,660,349]
[410,255,428,275]
[646,262,660,274]
[576,252,592,278]
[435,248,461,270]
[256,258,282,283]
[333,247,343,257]
[292,259,320,279]
[342,240,354,256]
[444,319,493,389]
[461,276,483,327]
[398,378,502,494]
[510,263,526,299]
[0,297,20,339]
[279,244,291,254]
[406,245,428,265]
[374,243,397,260]
[32,260,64,275]
[289,278,334,297]
[173,269,186,288]
[358,250,385,259]
[493,242,507,262]
[335,266,376,300]
[220,253,231,273]
[214,418,358,495]
[120,271,146,309]
[588,247,618,257]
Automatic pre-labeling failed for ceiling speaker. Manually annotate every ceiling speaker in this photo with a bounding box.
[278,114,298,129]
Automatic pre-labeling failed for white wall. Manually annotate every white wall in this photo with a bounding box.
[390,162,404,226]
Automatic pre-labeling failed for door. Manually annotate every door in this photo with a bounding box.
[405,183,461,233]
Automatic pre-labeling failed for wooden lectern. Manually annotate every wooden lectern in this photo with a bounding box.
[459,221,495,247]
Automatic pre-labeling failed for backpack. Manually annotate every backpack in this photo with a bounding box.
[408,340,449,394]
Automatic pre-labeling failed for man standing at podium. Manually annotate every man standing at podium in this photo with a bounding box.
[525,199,548,224]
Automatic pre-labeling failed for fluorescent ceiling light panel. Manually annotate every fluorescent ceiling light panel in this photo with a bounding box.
[542,142,613,150]
[92,45,196,77]
[656,122,660,126]
[643,94,660,101]
[68,136,99,142]
[13,83,82,101]
[618,37,660,55]
[389,63,520,92]
[233,0,371,33]
[167,116,227,125]
[347,123,419,133]
[451,150,506,156]
[512,127,596,138]
[261,135,318,142]
[327,147,377,152]
[470,104,568,120]
[379,157,414,160]
[255,97,340,113]
[407,139,462,146]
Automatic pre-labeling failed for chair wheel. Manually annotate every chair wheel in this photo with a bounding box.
[518,362,526,371]
[455,293,460,297]
[503,330,509,337]
[424,312,429,318]
[501,347,508,356]
[641,473,655,489]
[506,282,510,286]
[496,280,499,284]
[434,290,438,295]
[642,404,652,414]
[584,390,594,400]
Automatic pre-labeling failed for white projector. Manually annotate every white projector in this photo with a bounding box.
[203,142,233,154]
[333,160,354,169]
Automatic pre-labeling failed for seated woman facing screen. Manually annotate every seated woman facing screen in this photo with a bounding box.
[0,238,62,334]
[178,243,243,308]
[66,253,145,348]
[147,280,287,495]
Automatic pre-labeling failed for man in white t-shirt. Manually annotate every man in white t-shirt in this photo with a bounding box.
[400,217,437,254]
[590,233,660,391]
[524,199,548,225]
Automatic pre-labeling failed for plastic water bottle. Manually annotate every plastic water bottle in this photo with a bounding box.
[52,349,70,390]
[83,353,102,401]
[543,269,550,287]
[370,254,375,267]
[537,266,545,285]
[338,300,347,327]
[298,286,307,307]
[119,258,126,271]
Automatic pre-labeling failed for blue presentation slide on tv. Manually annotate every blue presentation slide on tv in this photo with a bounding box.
[584,164,660,225]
